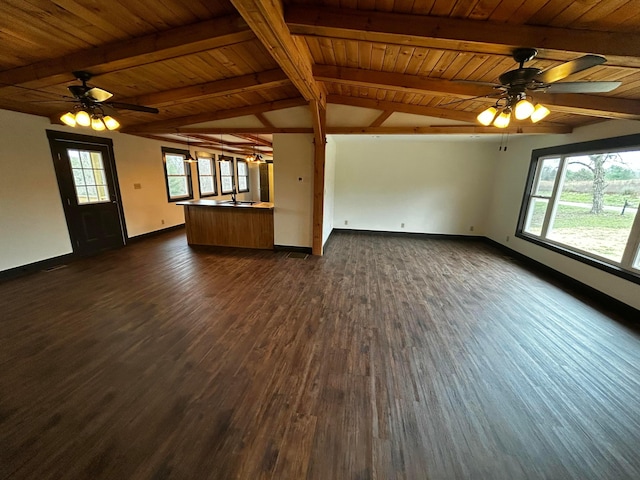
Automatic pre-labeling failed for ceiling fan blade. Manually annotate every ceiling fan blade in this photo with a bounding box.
[541,81,621,94]
[452,79,502,88]
[86,87,113,102]
[106,101,159,114]
[535,55,606,84]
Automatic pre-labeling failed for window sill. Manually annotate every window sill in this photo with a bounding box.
[515,232,640,285]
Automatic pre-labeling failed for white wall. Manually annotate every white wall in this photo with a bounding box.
[487,119,640,310]
[0,110,72,271]
[0,108,208,271]
[332,135,498,235]
[323,136,337,247]
[272,134,314,248]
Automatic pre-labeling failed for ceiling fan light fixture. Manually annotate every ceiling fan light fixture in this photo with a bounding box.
[493,108,511,129]
[515,98,535,120]
[477,106,498,126]
[530,104,551,123]
[75,109,91,127]
[103,115,120,130]
[60,112,76,127]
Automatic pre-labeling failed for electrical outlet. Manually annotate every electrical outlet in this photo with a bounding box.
[133,183,142,190]
[401,223,405,228]
[161,219,165,225]
[506,235,510,242]
[470,225,474,232]
[344,220,348,225]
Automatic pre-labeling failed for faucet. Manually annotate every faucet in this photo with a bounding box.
[231,188,237,204]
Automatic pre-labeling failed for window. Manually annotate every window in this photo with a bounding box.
[219,155,235,194]
[162,147,193,201]
[196,153,217,197]
[518,134,640,282]
[236,158,249,193]
[68,149,110,204]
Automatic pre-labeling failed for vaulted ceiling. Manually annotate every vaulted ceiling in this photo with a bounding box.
[2,0,640,152]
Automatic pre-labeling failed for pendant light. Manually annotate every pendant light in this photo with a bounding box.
[185,135,196,163]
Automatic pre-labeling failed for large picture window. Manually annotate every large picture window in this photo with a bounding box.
[518,134,640,282]
[162,147,193,202]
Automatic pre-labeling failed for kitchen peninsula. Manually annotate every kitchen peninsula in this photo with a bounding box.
[177,199,274,249]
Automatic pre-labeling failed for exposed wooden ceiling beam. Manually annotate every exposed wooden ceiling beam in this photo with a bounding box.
[0,15,253,93]
[130,133,191,146]
[255,112,275,128]
[315,65,495,99]
[133,127,313,134]
[328,94,477,123]
[185,134,250,147]
[233,134,273,147]
[327,126,572,135]
[286,6,640,68]
[318,66,640,120]
[129,132,274,155]
[369,111,394,128]
[310,99,326,149]
[122,97,308,133]
[117,70,289,107]
[230,0,326,107]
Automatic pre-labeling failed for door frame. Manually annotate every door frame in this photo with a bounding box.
[46,130,128,254]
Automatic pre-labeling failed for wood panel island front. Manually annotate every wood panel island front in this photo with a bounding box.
[177,199,274,249]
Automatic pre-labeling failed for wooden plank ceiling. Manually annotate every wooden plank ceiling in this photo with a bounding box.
[1,0,640,147]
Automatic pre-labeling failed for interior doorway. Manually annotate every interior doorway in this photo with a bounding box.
[47,130,126,256]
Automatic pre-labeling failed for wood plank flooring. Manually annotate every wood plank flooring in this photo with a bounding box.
[1,230,639,480]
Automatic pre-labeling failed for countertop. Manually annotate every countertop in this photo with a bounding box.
[177,199,274,209]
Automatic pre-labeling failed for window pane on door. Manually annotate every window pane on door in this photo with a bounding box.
[68,149,110,205]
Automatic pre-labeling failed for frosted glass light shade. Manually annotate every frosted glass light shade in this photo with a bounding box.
[75,110,91,126]
[477,107,498,126]
[60,112,76,127]
[515,99,535,120]
[530,104,551,123]
[103,116,120,130]
[493,110,511,128]
[91,117,106,131]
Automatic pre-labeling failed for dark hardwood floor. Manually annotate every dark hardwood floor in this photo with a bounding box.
[1,230,639,480]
